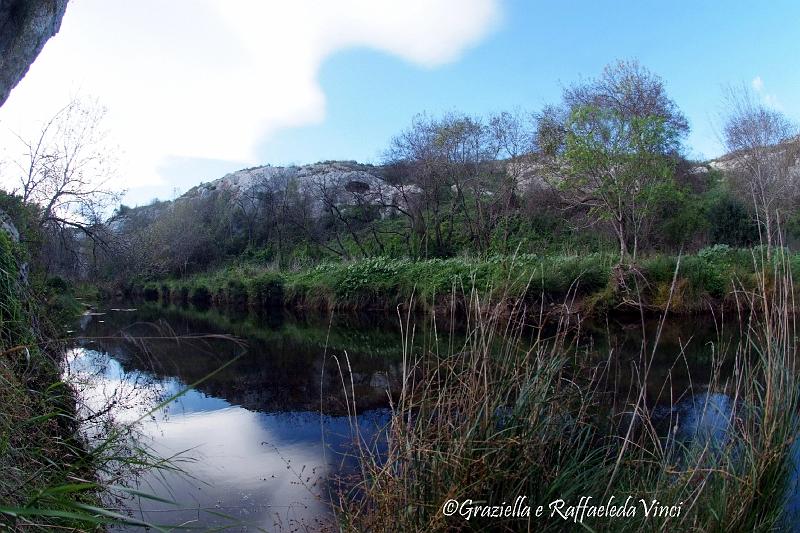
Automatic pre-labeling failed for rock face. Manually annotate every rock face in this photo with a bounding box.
[186,160,392,217]
[0,208,20,242]
[113,160,399,233]
[708,137,800,175]
[190,161,381,196]
[113,143,800,241]
[0,0,68,107]
[0,207,27,283]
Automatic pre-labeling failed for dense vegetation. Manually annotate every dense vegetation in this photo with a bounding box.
[337,262,800,531]
[2,58,800,530]
[4,60,795,317]
[133,246,800,318]
[0,190,166,530]
[0,220,92,528]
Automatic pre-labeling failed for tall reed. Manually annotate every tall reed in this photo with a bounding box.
[336,250,800,531]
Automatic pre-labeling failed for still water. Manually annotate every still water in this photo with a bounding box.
[67,305,399,531]
[64,303,798,530]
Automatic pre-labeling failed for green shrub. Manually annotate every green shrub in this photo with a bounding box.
[706,193,758,247]
[0,232,26,346]
[697,243,733,263]
[248,273,284,307]
[45,276,70,293]
[142,286,159,301]
[533,253,611,294]
[790,254,800,280]
[225,279,248,306]
[682,255,727,298]
[642,254,678,284]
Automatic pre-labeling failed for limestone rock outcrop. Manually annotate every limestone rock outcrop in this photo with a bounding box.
[0,0,68,107]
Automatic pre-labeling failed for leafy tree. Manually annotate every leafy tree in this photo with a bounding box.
[655,186,708,250]
[539,61,688,262]
[555,106,682,261]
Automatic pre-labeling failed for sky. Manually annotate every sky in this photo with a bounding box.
[0,0,799,206]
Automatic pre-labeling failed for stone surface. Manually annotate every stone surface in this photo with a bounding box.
[0,0,68,107]
[0,207,27,283]
[0,208,20,242]
[112,160,404,233]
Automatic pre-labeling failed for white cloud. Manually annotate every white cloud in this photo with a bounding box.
[763,93,782,110]
[751,74,782,110]
[0,0,501,198]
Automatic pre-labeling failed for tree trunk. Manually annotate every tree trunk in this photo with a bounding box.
[616,217,629,263]
[619,234,629,263]
[765,216,773,260]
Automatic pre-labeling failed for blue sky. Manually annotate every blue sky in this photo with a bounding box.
[261,0,800,166]
[1,0,798,206]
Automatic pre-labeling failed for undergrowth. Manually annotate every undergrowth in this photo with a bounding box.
[333,247,800,531]
[134,246,800,317]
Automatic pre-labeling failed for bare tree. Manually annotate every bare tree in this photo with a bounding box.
[385,114,450,256]
[232,183,263,248]
[385,112,507,255]
[721,86,799,254]
[264,169,331,265]
[436,112,501,252]
[489,109,536,249]
[489,109,536,173]
[374,162,425,257]
[8,97,122,241]
[261,169,300,265]
[563,59,689,137]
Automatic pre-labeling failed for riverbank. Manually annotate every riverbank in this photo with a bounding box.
[128,245,800,318]
[1,224,163,529]
[0,231,95,529]
[335,262,800,531]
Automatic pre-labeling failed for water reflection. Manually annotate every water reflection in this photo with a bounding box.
[124,406,386,531]
[77,306,404,414]
[66,303,798,530]
[69,308,391,530]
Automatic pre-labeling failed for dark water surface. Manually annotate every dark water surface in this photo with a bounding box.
[65,303,798,530]
[68,306,399,531]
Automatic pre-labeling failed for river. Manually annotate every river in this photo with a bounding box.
[64,302,799,531]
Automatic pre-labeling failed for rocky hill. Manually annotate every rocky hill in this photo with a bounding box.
[108,136,800,258]
[112,160,393,231]
[708,136,800,174]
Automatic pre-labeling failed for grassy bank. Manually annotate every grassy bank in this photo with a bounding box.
[131,245,800,317]
[1,231,173,530]
[0,231,96,529]
[334,250,800,531]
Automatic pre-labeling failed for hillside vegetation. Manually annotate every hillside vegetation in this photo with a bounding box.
[4,61,800,315]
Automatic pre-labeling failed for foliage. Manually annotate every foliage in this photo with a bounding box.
[1,231,91,529]
[338,255,800,532]
[706,187,759,247]
[128,244,800,317]
[557,105,682,260]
